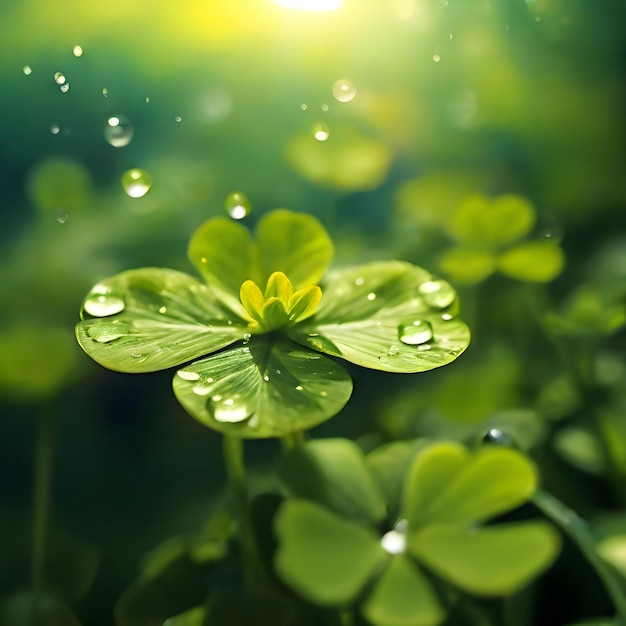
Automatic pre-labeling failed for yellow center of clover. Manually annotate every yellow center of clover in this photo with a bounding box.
[239,271,322,331]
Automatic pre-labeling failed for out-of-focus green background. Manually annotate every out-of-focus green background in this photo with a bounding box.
[1,0,625,624]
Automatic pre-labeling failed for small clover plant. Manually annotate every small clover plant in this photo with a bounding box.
[438,194,565,284]
[76,209,470,438]
[275,439,561,626]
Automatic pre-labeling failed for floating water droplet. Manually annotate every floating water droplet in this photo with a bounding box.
[50,124,60,135]
[482,428,513,446]
[121,168,152,198]
[418,279,455,309]
[104,114,134,147]
[354,277,364,286]
[321,103,329,112]
[211,394,252,423]
[263,374,270,382]
[174,115,182,123]
[433,54,441,62]
[295,385,303,391]
[313,121,330,141]
[23,65,32,76]
[53,72,66,85]
[275,369,282,375]
[83,287,126,317]
[102,88,109,98]
[300,103,308,110]
[145,96,150,103]
[158,306,167,314]
[56,210,68,224]
[177,370,201,381]
[332,79,357,102]
[224,191,251,220]
[86,321,130,343]
[387,345,400,356]
[72,45,83,57]
[60,83,70,93]
[381,529,407,555]
[399,319,433,345]
[367,292,376,301]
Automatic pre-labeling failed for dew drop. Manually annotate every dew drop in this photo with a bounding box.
[56,210,68,224]
[23,65,32,76]
[300,103,308,110]
[354,277,364,286]
[83,287,126,317]
[86,322,129,343]
[206,377,214,383]
[275,369,282,375]
[158,306,167,314]
[418,279,455,309]
[381,529,406,555]
[177,370,201,381]
[387,345,400,356]
[321,103,329,112]
[313,121,330,141]
[367,292,376,301]
[243,333,251,344]
[72,45,83,57]
[211,394,252,423]
[102,88,109,98]
[174,115,182,123]
[263,374,270,382]
[59,83,70,93]
[104,114,134,147]
[332,79,357,102]
[442,313,453,321]
[433,54,441,62]
[50,124,60,135]
[121,168,152,198]
[482,428,513,446]
[131,352,148,363]
[399,319,433,345]
[295,385,303,391]
[224,191,251,220]
[53,72,66,85]
[192,384,213,396]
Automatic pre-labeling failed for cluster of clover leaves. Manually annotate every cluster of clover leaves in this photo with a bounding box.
[77,210,564,626]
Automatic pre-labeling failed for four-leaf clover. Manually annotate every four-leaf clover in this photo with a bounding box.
[76,210,470,438]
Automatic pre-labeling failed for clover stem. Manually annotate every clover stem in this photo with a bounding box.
[222,434,266,588]
[31,410,56,615]
[533,489,626,622]
[280,430,307,450]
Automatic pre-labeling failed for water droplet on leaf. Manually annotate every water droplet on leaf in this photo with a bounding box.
[177,370,201,381]
[53,72,66,85]
[295,385,303,391]
[86,321,129,343]
[313,122,330,141]
[72,45,83,57]
[56,210,68,224]
[211,394,252,423]
[224,191,251,219]
[174,115,182,123]
[367,292,376,301]
[83,288,125,317]
[387,345,400,356]
[332,79,356,102]
[419,279,455,309]
[381,529,407,555]
[104,114,134,147]
[60,83,70,93]
[23,65,32,75]
[399,319,433,345]
[121,168,152,198]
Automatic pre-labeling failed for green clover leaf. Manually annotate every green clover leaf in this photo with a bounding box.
[274,440,560,624]
[76,210,470,438]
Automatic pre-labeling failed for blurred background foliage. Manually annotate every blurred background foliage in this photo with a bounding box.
[1,0,625,624]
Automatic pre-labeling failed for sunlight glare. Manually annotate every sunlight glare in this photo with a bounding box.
[274,0,343,11]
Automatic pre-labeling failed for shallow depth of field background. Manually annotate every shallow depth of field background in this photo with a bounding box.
[1,0,625,624]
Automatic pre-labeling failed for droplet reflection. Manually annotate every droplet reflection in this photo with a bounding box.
[313,122,330,141]
[224,191,251,219]
[121,168,152,198]
[332,79,357,102]
[83,287,126,317]
[399,319,433,345]
[104,114,134,147]
[211,394,252,423]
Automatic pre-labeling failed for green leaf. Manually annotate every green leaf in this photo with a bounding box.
[279,439,387,525]
[76,268,248,373]
[172,336,353,439]
[410,522,560,595]
[292,262,470,373]
[438,246,497,285]
[366,440,429,520]
[498,240,565,282]
[255,210,333,289]
[361,555,445,626]
[188,217,256,295]
[448,194,535,247]
[274,500,388,605]
[0,591,81,626]
[163,606,206,626]
[404,444,537,527]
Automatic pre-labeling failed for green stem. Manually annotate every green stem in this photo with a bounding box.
[280,430,306,451]
[533,489,626,622]
[31,411,56,618]
[222,434,266,589]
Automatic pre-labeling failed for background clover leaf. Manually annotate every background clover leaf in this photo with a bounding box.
[279,438,387,525]
[172,336,353,439]
[76,268,248,373]
[274,499,388,606]
[291,262,470,373]
[188,210,333,295]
